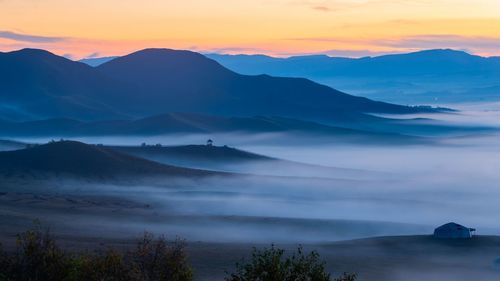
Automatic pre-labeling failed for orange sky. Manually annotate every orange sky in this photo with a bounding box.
[1,0,500,59]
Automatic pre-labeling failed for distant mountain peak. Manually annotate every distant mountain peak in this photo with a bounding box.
[6,48,65,60]
[107,48,212,63]
[10,48,54,55]
[0,47,427,123]
[404,48,475,58]
[98,47,233,76]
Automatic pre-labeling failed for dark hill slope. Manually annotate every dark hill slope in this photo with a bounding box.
[111,144,272,163]
[0,49,131,121]
[0,139,26,151]
[109,144,381,180]
[0,141,216,178]
[96,49,430,121]
[1,48,434,123]
[0,113,417,140]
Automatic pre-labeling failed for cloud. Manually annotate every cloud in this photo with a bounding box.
[0,30,67,43]
[286,34,500,57]
[382,34,500,51]
[201,46,274,55]
[85,52,101,59]
[312,5,331,11]
[291,0,432,13]
[321,49,404,57]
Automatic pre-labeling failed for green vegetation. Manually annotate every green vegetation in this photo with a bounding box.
[1,225,356,281]
[0,224,193,281]
[225,245,356,281]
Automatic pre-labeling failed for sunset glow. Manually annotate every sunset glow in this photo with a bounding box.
[1,0,500,58]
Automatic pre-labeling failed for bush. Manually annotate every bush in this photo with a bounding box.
[70,249,130,281]
[131,232,193,281]
[0,244,12,281]
[0,226,193,281]
[10,223,70,281]
[225,245,356,281]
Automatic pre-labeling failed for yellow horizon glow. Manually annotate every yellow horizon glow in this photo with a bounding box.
[1,0,500,59]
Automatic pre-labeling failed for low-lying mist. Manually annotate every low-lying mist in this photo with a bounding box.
[4,105,500,244]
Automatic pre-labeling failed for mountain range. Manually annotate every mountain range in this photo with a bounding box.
[0,48,432,125]
[205,49,500,104]
[207,49,500,78]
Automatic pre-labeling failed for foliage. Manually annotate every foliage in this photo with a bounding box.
[0,225,193,281]
[131,232,193,281]
[10,223,70,281]
[225,245,356,281]
[1,226,357,281]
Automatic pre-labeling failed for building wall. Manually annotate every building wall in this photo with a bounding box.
[434,228,472,239]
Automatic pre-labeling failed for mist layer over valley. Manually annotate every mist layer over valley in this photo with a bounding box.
[2,106,500,244]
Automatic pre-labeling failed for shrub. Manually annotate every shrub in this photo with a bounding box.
[225,245,356,281]
[0,243,12,281]
[10,223,70,281]
[131,232,193,281]
[0,226,193,281]
[70,249,130,281]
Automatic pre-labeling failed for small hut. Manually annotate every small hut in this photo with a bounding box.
[206,139,213,146]
[434,222,475,239]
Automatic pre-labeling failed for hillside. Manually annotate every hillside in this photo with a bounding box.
[0,48,432,123]
[208,49,500,78]
[0,113,421,140]
[97,48,430,121]
[208,49,500,104]
[0,49,132,121]
[0,141,216,178]
[0,139,26,151]
[108,144,381,180]
[111,144,272,163]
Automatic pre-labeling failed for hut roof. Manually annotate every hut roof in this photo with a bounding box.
[435,222,469,231]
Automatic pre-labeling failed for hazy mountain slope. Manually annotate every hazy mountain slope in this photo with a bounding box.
[0,139,26,151]
[0,49,133,121]
[0,141,216,178]
[207,49,500,104]
[79,56,119,66]
[0,48,432,123]
[96,48,432,121]
[109,144,380,179]
[111,144,272,162]
[208,49,500,78]
[0,112,414,138]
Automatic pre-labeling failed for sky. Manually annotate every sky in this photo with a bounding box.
[1,0,500,59]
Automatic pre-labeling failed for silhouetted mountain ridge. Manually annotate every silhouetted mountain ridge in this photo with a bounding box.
[208,49,500,77]
[207,49,500,104]
[96,48,425,120]
[0,48,432,123]
[0,48,134,121]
